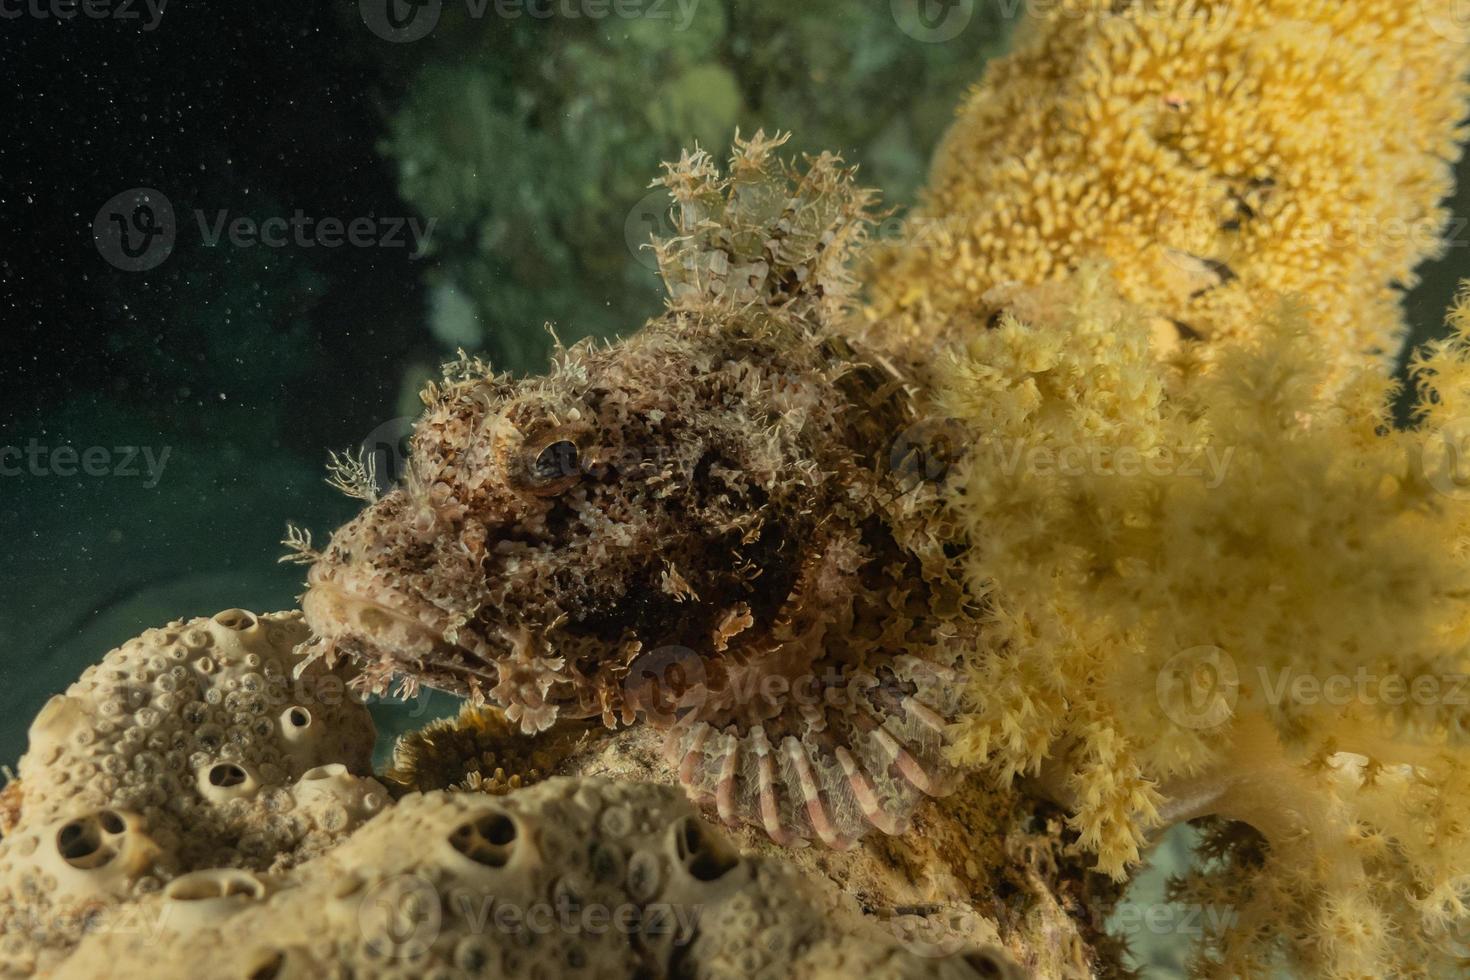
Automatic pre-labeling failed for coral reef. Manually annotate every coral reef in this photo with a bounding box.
[846,2,1470,973]
[12,3,1468,978]
[0,610,383,977]
[296,136,975,849]
[55,777,1020,979]
[938,272,1470,976]
[381,694,1125,975]
[864,0,1470,386]
[291,2,1470,967]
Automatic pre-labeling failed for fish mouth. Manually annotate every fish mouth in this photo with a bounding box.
[301,571,502,700]
[301,569,596,735]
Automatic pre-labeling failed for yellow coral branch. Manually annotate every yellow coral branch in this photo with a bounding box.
[866,0,1470,389]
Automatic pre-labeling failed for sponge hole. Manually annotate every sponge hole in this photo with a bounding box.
[208,763,248,788]
[56,814,118,870]
[449,811,519,869]
[212,609,258,632]
[671,815,738,882]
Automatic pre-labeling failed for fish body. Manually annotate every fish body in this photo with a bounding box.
[301,134,974,847]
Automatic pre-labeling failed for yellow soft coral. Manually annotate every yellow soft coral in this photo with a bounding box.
[940,273,1470,977]
[865,0,1470,387]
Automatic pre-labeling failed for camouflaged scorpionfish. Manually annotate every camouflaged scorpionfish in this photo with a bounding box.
[297,133,977,849]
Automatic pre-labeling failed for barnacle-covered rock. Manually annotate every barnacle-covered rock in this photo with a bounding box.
[56,777,1019,979]
[0,610,384,977]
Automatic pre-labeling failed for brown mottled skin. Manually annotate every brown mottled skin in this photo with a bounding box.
[299,135,975,847]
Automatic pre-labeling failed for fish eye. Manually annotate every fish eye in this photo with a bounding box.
[491,403,590,498]
[533,440,580,482]
[509,433,585,497]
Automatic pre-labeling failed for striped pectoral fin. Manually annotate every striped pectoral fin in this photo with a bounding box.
[714,736,740,826]
[835,745,906,836]
[657,663,960,848]
[663,728,926,846]
[872,727,941,795]
[751,727,798,847]
[676,723,711,786]
[782,736,856,849]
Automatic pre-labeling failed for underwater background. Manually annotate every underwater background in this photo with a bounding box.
[3,3,1467,974]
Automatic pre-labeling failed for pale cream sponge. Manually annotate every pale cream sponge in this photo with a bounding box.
[0,609,384,976]
[54,778,1016,979]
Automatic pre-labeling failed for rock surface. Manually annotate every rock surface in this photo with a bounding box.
[0,612,1075,978]
[57,777,1019,979]
[0,610,383,976]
